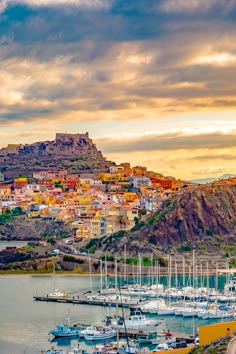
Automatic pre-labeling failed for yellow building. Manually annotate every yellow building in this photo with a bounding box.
[199,320,236,346]
[100,173,113,182]
[14,177,28,183]
[0,185,12,196]
[124,192,138,202]
[150,349,191,354]
[32,193,43,204]
[76,223,90,238]
[132,166,147,176]
[52,177,64,185]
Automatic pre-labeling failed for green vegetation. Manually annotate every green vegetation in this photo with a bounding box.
[88,246,97,254]
[23,243,37,252]
[124,256,168,267]
[0,212,14,224]
[63,255,84,264]
[229,258,236,267]
[131,221,145,231]
[46,237,56,245]
[177,242,192,252]
[100,255,115,262]
[0,207,25,224]
[147,200,176,225]
[215,235,224,242]
[206,229,213,236]
[12,207,25,215]
[84,238,98,250]
[189,335,231,354]
[200,244,208,252]
[222,244,236,256]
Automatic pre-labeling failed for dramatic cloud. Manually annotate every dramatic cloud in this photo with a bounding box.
[0,0,236,178]
[0,0,7,13]
[6,0,111,10]
[159,0,236,13]
[95,130,236,153]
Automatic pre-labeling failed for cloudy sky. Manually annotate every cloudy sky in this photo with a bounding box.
[0,0,236,179]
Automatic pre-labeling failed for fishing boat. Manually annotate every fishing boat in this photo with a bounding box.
[84,327,117,341]
[79,326,100,338]
[92,343,117,354]
[49,313,81,338]
[43,348,65,354]
[136,330,157,344]
[49,323,81,338]
[110,309,160,330]
[151,330,176,345]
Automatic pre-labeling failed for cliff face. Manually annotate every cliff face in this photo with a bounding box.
[0,216,74,240]
[0,133,111,177]
[145,185,236,245]
[91,185,236,256]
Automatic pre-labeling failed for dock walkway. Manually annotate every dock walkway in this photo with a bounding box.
[33,295,140,308]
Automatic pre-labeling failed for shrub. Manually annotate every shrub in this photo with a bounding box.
[206,229,213,236]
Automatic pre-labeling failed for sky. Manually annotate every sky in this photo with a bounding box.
[0,0,236,179]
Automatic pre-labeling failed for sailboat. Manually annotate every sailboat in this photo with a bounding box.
[47,263,68,299]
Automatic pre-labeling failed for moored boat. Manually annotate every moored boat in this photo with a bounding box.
[50,324,81,338]
[47,289,68,299]
[84,327,117,341]
[110,309,160,330]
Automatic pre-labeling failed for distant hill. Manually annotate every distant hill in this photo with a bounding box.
[189,173,236,184]
[0,133,112,178]
[83,185,236,257]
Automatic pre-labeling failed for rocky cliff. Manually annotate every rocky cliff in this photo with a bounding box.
[0,133,112,177]
[0,215,74,240]
[86,185,236,257]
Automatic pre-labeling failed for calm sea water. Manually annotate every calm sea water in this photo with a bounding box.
[0,242,231,354]
[0,241,28,251]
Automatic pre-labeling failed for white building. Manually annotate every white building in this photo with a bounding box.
[130,176,151,188]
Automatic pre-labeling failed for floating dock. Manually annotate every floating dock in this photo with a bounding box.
[33,295,140,308]
[116,329,195,343]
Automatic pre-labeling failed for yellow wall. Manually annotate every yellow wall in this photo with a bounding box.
[199,320,236,346]
[150,348,191,354]
[14,177,28,183]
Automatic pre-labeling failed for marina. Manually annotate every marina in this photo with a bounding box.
[1,270,236,353]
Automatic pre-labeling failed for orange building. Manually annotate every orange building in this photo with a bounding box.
[132,166,147,176]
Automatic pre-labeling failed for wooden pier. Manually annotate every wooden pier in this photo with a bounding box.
[117,329,194,343]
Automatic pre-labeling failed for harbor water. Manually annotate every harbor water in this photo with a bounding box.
[0,273,231,354]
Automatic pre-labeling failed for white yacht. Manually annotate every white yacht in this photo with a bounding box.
[110,310,160,330]
[84,327,117,341]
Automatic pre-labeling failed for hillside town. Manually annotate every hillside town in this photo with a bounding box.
[0,164,184,240]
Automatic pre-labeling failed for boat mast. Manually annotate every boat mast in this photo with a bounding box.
[105,254,108,292]
[168,255,172,290]
[124,244,127,285]
[175,258,178,291]
[88,253,92,292]
[192,250,195,290]
[139,253,142,286]
[182,256,185,289]
[156,260,159,314]
[115,258,119,347]
[100,259,103,295]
